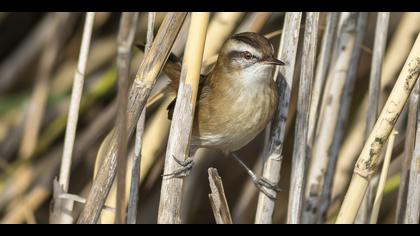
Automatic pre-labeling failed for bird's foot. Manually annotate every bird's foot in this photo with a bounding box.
[251,176,281,200]
[231,153,280,200]
[162,155,194,179]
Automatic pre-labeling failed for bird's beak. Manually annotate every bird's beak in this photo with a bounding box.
[262,57,285,66]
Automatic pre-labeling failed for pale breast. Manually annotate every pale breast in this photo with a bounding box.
[191,79,278,153]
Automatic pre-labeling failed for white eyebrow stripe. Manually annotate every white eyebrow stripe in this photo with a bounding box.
[232,42,262,58]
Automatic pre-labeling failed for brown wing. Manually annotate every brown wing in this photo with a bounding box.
[167,73,207,120]
[135,44,209,120]
[135,43,182,91]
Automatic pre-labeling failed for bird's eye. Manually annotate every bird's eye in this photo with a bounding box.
[242,51,253,60]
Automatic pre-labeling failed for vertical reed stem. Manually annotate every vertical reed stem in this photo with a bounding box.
[77,12,187,224]
[157,12,209,224]
[115,12,138,224]
[127,12,155,224]
[254,12,302,224]
[287,12,320,224]
[404,80,420,224]
[52,12,95,224]
[369,129,397,224]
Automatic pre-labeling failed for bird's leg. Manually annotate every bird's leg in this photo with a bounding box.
[231,153,280,200]
[162,155,194,179]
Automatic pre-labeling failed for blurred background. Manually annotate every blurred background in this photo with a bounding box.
[0,12,418,224]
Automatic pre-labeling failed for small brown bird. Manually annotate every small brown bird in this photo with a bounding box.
[140,32,284,198]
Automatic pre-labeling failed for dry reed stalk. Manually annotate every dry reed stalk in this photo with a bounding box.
[115,12,138,224]
[157,12,209,224]
[395,13,420,223]
[404,80,420,223]
[382,13,420,102]
[171,14,190,56]
[357,12,390,224]
[369,129,397,224]
[52,36,117,94]
[178,12,271,222]
[232,156,264,223]
[200,12,244,73]
[59,12,95,192]
[366,13,391,144]
[1,68,118,201]
[254,12,302,224]
[19,13,72,160]
[98,16,175,225]
[52,12,95,224]
[127,12,155,225]
[138,96,173,183]
[235,12,272,33]
[396,92,417,223]
[208,168,233,224]
[307,12,338,148]
[0,13,59,93]
[92,56,165,225]
[180,148,215,223]
[93,141,133,224]
[77,12,187,224]
[336,33,420,224]
[1,104,33,159]
[202,12,243,61]
[303,12,362,224]
[1,187,49,224]
[2,101,116,224]
[93,12,112,31]
[334,13,420,212]
[320,13,367,224]
[287,12,320,224]
[89,101,147,225]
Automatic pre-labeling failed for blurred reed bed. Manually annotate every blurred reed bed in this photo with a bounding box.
[0,12,419,224]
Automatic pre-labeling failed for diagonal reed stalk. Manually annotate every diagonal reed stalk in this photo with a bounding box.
[336,33,420,224]
[235,12,272,34]
[77,12,187,224]
[202,12,243,61]
[19,13,73,160]
[357,12,390,224]
[208,168,232,224]
[332,13,420,219]
[254,12,302,224]
[157,12,209,224]
[0,13,59,93]
[115,12,138,225]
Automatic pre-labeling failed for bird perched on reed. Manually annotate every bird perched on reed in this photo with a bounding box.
[139,32,284,199]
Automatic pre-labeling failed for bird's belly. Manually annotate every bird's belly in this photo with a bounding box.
[192,95,274,152]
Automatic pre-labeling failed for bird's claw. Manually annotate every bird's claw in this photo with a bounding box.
[253,176,281,200]
[162,155,194,179]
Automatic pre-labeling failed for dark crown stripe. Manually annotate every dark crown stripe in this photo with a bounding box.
[230,34,261,51]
